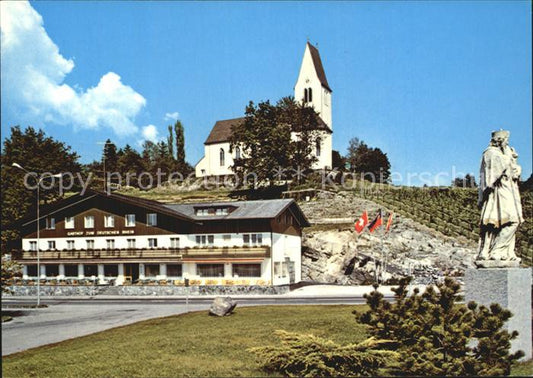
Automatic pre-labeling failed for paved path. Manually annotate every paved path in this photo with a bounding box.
[2,302,210,356]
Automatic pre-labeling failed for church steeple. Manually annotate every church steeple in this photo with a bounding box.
[294,42,332,130]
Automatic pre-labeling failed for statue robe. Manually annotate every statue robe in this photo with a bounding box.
[478,146,523,227]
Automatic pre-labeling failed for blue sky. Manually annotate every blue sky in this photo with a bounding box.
[1,1,531,186]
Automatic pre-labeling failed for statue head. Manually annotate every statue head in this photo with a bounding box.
[490,129,510,147]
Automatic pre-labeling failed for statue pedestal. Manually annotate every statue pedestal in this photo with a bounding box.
[465,268,532,360]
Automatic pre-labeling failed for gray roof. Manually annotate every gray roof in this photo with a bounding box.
[164,199,308,223]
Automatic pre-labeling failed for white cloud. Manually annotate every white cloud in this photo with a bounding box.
[141,125,159,143]
[0,1,146,136]
[164,112,180,121]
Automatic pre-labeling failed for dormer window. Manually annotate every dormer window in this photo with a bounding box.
[196,206,231,216]
[146,213,157,226]
[65,216,75,229]
[104,215,115,228]
[46,217,55,230]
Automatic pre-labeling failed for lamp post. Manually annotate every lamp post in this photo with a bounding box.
[12,163,62,306]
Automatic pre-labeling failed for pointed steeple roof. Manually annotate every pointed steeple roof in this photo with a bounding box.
[307,42,331,92]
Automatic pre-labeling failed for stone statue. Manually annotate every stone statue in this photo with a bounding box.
[476,130,523,268]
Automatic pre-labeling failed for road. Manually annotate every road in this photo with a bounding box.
[2,296,377,356]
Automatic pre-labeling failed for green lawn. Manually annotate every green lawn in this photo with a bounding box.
[2,305,369,378]
[3,305,531,377]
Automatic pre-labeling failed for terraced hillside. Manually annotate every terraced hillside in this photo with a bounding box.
[352,185,532,266]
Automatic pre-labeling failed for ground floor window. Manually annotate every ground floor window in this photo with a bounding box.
[84,264,98,277]
[167,264,182,277]
[232,264,261,277]
[64,264,78,277]
[274,262,288,277]
[144,264,160,277]
[26,264,37,277]
[45,264,59,277]
[104,264,118,277]
[197,264,224,277]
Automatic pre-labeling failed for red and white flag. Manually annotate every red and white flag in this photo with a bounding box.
[368,210,383,233]
[354,211,368,233]
[385,212,394,233]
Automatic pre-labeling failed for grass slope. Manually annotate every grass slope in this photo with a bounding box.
[2,305,368,378]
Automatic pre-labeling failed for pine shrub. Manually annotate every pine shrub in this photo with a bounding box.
[355,277,524,376]
[248,330,398,377]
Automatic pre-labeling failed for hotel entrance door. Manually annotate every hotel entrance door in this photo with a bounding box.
[124,263,139,283]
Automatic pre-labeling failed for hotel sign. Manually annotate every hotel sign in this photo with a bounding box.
[67,230,135,236]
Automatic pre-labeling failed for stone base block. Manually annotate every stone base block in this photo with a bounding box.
[465,268,532,360]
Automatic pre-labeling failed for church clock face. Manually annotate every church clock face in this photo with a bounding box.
[305,78,310,83]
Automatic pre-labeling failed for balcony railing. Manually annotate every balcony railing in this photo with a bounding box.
[13,245,271,260]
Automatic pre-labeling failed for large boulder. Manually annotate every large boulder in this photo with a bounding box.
[209,296,237,316]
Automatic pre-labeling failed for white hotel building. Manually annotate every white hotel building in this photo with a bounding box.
[14,190,309,286]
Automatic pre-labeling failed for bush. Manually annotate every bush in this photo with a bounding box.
[355,278,524,376]
[249,330,398,377]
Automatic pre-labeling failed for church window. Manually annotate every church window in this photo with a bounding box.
[304,88,308,102]
[308,87,313,102]
[220,148,225,166]
[235,146,241,159]
[316,139,321,157]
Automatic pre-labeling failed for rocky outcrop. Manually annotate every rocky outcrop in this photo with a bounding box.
[299,191,477,285]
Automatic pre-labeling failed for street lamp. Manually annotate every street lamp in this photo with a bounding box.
[12,163,63,306]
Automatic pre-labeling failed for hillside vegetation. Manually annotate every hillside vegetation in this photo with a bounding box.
[349,183,532,266]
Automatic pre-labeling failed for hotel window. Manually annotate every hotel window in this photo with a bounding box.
[86,240,95,250]
[104,215,115,228]
[26,264,38,277]
[244,233,262,245]
[64,264,78,277]
[146,213,157,226]
[104,265,118,277]
[197,264,224,277]
[84,215,94,228]
[65,216,75,229]
[167,264,182,277]
[148,238,158,248]
[196,208,209,216]
[144,264,159,277]
[29,241,37,251]
[106,239,115,249]
[233,264,261,278]
[127,239,136,249]
[45,264,59,277]
[67,240,75,249]
[125,214,135,227]
[223,234,231,242]
[196,235,212,246]
[219,148,225,166]
[235,146,241,160]
[48,241,56,250]
[170,237,180,249]
[84,264,97,277]
[46,217,55,230]
[215,208,229,215]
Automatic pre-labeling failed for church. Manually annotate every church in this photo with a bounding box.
[195,42,333,177]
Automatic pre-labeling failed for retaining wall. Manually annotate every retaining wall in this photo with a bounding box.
[5,284,290,296]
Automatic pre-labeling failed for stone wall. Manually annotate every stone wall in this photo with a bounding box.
[5,284,289,296]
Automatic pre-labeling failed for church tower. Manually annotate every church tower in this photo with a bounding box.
[294,42,333,169]
[294,42,332,130]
